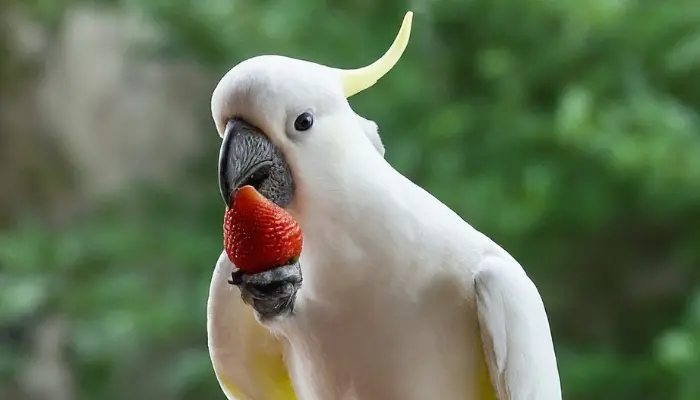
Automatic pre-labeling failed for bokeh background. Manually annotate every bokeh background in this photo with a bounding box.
[1,0,700,399]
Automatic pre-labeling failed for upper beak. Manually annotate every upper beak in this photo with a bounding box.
[218,118,294,208]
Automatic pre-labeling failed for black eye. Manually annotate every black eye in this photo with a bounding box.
[294,112,314,132]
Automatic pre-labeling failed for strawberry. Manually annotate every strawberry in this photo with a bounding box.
[223,185,303,274]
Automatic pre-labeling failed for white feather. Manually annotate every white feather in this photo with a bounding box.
[207,54,562,400]
[474,251,563,399]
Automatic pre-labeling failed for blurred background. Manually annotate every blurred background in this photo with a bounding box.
[1,0,700,399]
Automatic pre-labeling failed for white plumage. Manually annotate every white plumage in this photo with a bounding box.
[207,11,561,400]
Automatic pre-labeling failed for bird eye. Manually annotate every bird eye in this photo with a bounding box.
[294,112,314,132]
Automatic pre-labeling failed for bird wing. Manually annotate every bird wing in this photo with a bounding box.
[207,252,297,400]
[474,253,562,400]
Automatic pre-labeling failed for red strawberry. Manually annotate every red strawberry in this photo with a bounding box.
[223,185,303,274]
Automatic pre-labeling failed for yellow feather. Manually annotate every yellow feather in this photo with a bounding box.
[216,308,297,400]
[477,330,498,400]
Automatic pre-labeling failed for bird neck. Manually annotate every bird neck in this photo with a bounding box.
[290,151,427,283]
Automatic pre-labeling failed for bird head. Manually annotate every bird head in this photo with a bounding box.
[212,12,412,214]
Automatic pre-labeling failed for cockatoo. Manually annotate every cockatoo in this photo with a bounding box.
[207,11,562,400]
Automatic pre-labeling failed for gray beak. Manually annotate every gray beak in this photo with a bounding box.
[218,118,294,208]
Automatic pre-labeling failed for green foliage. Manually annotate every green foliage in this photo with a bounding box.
[0,190,223,398]
[657,291,700,400]
[3,0,700,399]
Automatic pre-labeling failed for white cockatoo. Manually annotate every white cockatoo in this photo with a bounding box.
[207,11,562,400]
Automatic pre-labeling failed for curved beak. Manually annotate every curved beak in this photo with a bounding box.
[218,118,294,208]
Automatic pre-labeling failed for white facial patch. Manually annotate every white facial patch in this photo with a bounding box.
[355,114,385,157]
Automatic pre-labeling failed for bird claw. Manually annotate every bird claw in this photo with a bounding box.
[228,261,303,321]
